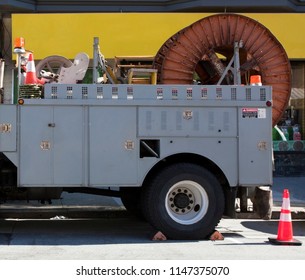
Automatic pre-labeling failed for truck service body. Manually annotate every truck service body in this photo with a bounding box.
[1,12,287,239]
[0,82,273,239]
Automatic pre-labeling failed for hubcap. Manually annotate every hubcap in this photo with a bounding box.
[165,180,209,225]
[169,187,194,214]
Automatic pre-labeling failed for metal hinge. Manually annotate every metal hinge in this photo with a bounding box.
[0,123,12,133]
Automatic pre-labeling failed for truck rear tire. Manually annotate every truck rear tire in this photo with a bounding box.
[141,163,225,240]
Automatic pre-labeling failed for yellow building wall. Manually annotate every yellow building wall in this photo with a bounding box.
[12,13,305,60]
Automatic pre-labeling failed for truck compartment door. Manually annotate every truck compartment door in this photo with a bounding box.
[238,107,273,185]
[19,106,53,185]
[89,107,137,186]
[53,106,84,185]
[19,106,84,186]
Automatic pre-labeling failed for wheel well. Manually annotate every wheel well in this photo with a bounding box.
[144,153,228,186]
[142,153,234,216]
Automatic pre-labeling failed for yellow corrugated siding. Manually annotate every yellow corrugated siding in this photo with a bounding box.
[12,13,305,60]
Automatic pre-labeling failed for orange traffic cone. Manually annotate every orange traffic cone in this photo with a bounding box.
[24,53,45,85]
[250,75,262,86]
[269,189,302,245]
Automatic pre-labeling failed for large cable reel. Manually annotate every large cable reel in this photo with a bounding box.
[153,14,291,126]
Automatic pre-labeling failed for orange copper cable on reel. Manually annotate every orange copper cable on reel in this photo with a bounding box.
[153,14,291,126]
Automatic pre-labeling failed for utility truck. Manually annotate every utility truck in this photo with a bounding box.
[0,14,291,239]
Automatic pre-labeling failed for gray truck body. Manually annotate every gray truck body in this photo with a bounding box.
[0,83,272,189]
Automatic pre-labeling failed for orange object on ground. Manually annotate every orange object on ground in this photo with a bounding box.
[209,230,224,241]
[152,231,167,241]
[269,189,302,246]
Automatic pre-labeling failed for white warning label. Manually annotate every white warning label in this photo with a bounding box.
[257,108,266,118]
[242,108,266,119]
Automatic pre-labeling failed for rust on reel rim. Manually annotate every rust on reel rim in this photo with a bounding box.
[153,13,291,126]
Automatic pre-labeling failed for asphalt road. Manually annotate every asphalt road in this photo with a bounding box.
[0,214,304,260]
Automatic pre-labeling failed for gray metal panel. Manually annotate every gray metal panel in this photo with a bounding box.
[16,84,272,188]
[43,84,271,102]
[138,107,237,137]
[160,137,239,186]
[0,105,17,152]
[19,106,53,185]
[89,106,138,186]
[238,106,273,185]
[53,106,84,185]
[19,105,85,186]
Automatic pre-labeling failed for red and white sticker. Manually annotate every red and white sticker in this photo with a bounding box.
[242,108,266,119]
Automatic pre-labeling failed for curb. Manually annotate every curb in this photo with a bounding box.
[0,206,130,219]
[235,206,305,220]
[1,205,305,220]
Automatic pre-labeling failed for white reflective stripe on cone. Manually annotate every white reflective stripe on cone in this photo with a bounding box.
[280,213,292,222]
[27,61,35,72]
[282,198,291,210]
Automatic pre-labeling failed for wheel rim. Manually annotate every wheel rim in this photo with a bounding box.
[36,56,73,78]
[165,180,209,225]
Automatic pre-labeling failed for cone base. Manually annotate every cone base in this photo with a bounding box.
[268,237,302,246]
